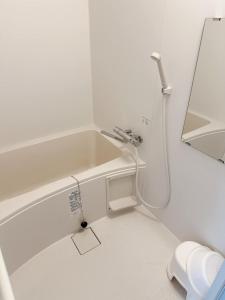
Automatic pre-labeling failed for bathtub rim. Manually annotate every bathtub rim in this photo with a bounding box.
[0,165,145,226]
[0,124,97,155]
[0,125,145,225]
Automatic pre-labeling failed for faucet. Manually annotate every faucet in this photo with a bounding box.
[101,127,143,147]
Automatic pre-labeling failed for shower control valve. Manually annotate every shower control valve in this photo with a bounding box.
[101,127,143,147]
[114,127,143,147]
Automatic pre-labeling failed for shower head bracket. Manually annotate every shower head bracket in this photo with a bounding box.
[162,86,173,95]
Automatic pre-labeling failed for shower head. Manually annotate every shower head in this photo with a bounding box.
[151,52,172,95]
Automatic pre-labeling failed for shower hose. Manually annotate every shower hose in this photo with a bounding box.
[128,96,171,210]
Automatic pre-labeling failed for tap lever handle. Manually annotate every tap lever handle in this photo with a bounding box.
[114,126,143,147]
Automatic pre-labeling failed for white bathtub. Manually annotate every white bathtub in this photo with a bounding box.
[0,129,123,202]
[0,127,145,275]
[183,111,210,134]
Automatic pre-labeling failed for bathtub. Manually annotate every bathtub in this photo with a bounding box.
[183,111,210,134]
[0,129,123,202]
[0,127,145,276]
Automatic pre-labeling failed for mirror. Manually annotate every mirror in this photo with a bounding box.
[182,18,225,163]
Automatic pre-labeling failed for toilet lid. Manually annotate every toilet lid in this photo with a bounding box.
[187,247,224,297]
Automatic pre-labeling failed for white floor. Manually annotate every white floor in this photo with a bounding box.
[11,207,186,300]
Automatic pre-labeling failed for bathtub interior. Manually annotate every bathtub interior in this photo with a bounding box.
[183,111,210,134]
[0,130,121,202]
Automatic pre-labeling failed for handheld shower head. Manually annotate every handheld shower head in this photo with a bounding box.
[151,52,172,95]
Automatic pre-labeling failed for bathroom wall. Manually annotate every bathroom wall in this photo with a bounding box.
[0,0,93,150]
[89,0,225,254]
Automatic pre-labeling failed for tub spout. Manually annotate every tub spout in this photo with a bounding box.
[114,127,143,147]
[101,127,143,147]
[101,130,126,143]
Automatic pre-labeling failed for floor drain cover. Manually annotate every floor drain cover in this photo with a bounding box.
[71,227,101,255]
